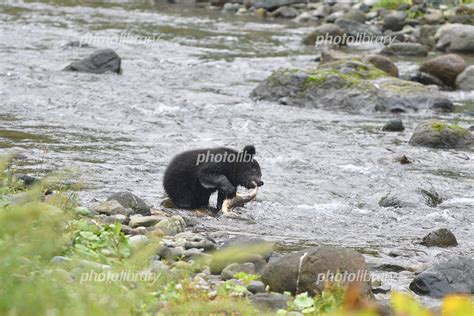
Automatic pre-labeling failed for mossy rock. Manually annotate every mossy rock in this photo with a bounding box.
[409,120,473,149]
[251,58,452,113]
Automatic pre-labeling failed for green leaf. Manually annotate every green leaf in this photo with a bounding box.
[293,292,314,310]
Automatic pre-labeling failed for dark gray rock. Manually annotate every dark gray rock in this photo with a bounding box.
[342,9,366,23]
[335,18,382,37]
[64,49,121,74]
[380,43,428,56]
[250,293,289,311]
[409,257,473,298]
[410,71,446,89]
[383,11,408,32]
[362,54,399,77]
[419,54,467,87]
[420,228,458,247]
[409,120,473,149]
[247,280,266,293]
[261,246,372,296]
[107,191,150,215]
[382,119,405,132]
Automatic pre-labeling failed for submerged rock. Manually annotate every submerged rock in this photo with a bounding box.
[420,228,458,247]
[409,71,446,89]
[419,54,467,87]
[260,246,372,296]
[63,49,121,74]
[380,43,428,57]
[455,65,474,91]
[409,120,473,149]
[251,58,452,113]
[435,24,474,53]
[107,192,150,216]
[409,257,473,298]
[382,119,404,132]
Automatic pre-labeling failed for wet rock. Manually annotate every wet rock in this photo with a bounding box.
[154,215,186,236]
[62,40,93,49]
[107,192,151,216]
[419,10,445,25]
[420,228,458,247]
[100,213,128,225]
[383,11,407,32]
[445,6,474,25]
[63,49,121,74]
[261,246,372,296]
[302,23,346,46]
[335,18,381,37]
[362,54,399,77]
[129,215,165,228]
[221,262,257,280]
[93,200,130,216]
[14,174,39,186]
[251,58,452,113]
[247,280,266,293]
[455,65,474,91]
[419,54,467,87]
[379,194,410,208]
[174,232,217,251]
[222,2,240,13]
[418,25,440,48]
[435,24,474,53]
[250,293,289,311]
[269,6,299,19]
[409,120,473,149]
[325,11,344,23]
[409,71,446,89]
[380,43,428,56]
[382,119,404,132]
[342,9,366,23]
[409,257,473,298]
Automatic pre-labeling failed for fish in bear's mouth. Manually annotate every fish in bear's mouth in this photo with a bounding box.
[222,185,259,218]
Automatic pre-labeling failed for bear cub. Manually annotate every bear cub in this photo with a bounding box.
[163,145,263,211]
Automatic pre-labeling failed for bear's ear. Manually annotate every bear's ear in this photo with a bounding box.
[243,145,256,156]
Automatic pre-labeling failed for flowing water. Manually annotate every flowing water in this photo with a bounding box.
[1,0,473,307]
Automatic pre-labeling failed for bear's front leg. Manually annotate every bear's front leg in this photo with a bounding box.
[198,174,236,200]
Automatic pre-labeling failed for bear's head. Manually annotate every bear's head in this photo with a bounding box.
[236,145,264,189]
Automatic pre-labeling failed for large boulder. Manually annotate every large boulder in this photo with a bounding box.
[456,65,474,91]
[380,43,428,57]
[409,120,473,149]
[409,257,473,298]
[107,192,151,215]
[383,11,407,32]
[63,49,121,74]
[260,246,372,296]
[435,24,474,53]
[251,58,453,113]
[419,54,467,87]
